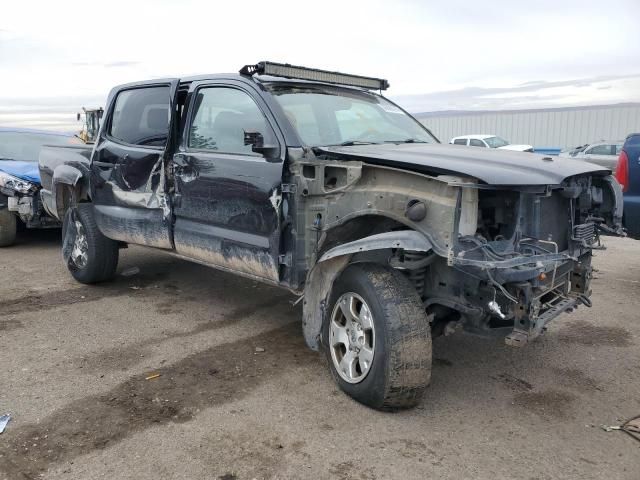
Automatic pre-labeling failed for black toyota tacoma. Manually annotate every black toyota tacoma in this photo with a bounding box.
[39,62,624,410]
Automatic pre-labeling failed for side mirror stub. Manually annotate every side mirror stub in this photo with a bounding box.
[244,130,279,159]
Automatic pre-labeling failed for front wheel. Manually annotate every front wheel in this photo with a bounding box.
[323,263,432,410]
[62,204,119,284]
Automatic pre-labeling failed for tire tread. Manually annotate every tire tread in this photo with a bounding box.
[65,204,119,283]
[324,262,432,410]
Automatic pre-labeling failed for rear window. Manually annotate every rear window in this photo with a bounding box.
[0,131,82,162]
[453,139,467,145]
[109,86,171,147]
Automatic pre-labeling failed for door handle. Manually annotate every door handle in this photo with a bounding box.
[176,168,198,183]
[173,153,188,168]
[172,154,198,182]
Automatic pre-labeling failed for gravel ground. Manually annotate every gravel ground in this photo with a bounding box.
[1,229,639,480]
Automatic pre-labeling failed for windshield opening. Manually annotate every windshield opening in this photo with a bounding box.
[267,85,437,147]
[0,131,82,162]
[484,136,509,148]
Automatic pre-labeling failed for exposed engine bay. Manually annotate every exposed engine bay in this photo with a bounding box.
[295,150,624,350]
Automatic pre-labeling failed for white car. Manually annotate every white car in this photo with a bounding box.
[450,134,534,152]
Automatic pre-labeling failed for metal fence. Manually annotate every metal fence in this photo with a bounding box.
[416,103,640,150]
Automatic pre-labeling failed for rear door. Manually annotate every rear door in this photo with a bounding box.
[90,81,179,248]
[170,80,285,283]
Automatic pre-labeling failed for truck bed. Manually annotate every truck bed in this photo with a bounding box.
[38,144,93,219]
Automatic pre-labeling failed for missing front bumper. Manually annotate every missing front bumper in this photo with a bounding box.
[504,294,589,346]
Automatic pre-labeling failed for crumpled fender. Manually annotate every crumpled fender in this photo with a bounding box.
[53,164,84,187]
[302,230,433,350]
[51,164,90,219]
[319,230,433,262]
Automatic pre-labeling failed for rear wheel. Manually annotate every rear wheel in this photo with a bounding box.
[0,201,17,247]
[62,203,119,284]
[323,263,432,410]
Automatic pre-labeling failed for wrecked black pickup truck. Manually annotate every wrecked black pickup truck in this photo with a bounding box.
[39,62,624,410]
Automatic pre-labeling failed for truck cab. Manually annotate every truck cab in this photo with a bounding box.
[40,62,624,411]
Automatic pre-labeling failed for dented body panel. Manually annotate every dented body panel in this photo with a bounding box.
[87,80,179,250]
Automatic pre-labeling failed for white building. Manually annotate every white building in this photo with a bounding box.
[415,103,640,150]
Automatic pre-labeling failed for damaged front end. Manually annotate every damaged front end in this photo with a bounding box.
[0,171,58,229]
[296,146,624,350]
[428,174,624,346]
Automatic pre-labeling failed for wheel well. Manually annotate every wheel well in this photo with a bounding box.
[320,215,432,295]
[302,216,433,351]
[320,215,407,257]
[56,184,90,220]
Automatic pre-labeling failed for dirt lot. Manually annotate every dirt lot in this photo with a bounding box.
[1,230,639,480]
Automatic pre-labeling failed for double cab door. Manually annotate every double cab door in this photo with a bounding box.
[90,78,286,283]
[90,79,179,249]
[170,80,285,283]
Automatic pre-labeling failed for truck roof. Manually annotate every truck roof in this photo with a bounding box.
[110,73,377,93]
[110,61,390,96]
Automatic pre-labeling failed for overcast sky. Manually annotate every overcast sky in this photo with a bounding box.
[1,0,639,131]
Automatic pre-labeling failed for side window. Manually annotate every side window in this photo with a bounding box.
[453,139,467,145]
[470,139,486,147]
[588,145,611,155]
[109,86,171,147]
[188,87,275,155]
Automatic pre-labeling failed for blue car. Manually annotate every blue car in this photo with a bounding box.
[616,133,640,239]
[0,127,83,246]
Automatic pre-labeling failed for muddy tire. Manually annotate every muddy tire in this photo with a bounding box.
[322,263,432,410]
[62,204,119,284]
[0,203,17,247]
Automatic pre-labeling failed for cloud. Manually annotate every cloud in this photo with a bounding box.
[392,74,640,112]
[2,0,639,125]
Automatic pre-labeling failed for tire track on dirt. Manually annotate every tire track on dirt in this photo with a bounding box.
[0,271,171,317]
[0,321,317,479]
[75,293,295,372]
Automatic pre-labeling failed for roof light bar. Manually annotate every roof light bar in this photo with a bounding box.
[240,61,389,90]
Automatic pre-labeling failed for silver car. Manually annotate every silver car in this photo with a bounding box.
[560,141,623,171]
